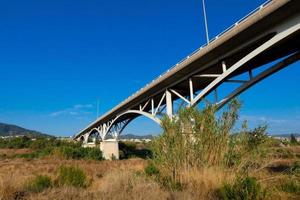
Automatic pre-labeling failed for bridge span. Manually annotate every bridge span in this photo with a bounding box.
[74,0,300,159]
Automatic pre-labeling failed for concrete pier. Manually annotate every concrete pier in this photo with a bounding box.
[100,139,119,160]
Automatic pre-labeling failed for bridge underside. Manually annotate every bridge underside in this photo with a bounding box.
[75,1,300,151]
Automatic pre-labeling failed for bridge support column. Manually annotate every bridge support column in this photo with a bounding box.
[166,90,173,117]
[83,133,89,144]
[100,139,119,160]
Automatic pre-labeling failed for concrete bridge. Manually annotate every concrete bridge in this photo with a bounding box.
[74,0,300,159]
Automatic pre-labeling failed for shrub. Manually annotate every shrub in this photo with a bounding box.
[24,175,52,193]
[29,138,50,150]
[29,138,80,150]
[225,124,270,174]
[11,145,103,160]
[86,147,103,160]
[218,177,267,200]
[145,163,160,176]
[58,146,81,159]
[0,136,82,151]
[275,148,295,159]
[119,149,126,159]
[281,178,300,195]
[15,152,37,159]
[35,147,53,157]
[119,141,152,159]
[246,125,268,150]
[58,146,103,160]
[225,134,245,167]
[56,165,87,188]
[290,134,299,145]
[290,161,300,175]
[14,147,53,159]
[0,137,105,160]
[6,136,31,149]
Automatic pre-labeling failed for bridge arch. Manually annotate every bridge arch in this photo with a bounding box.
[103,110,161,140]
[79,135,85,142]
[86,128,102,143]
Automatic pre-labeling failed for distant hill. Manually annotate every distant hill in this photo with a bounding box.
[0,122,53,138]
[119,134,154,140]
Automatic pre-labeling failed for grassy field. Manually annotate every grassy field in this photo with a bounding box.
[0,155,150,200]
[0,143,299,200]
[0,103,299,200]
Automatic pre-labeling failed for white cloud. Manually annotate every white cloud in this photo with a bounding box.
[50,111,65,117]
[238,114,300,134]
[69,111,79,115]
[50,103,94,117]
[74,104,93,109]
[240,115,286,124]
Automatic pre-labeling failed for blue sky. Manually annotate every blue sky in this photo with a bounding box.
[0,0,299,136]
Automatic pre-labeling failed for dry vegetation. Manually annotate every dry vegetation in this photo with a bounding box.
[0,157,152,200]
[0,101,299,200]
[0,151,298,200]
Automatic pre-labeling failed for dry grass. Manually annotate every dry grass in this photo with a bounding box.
[0,149,33,157]
[0,157,234,200]
[20,166,234,200]
[172,167,234,200]
[22,171,169,200]
[0,174,19,200]
[26,187,95,200]
[0,148,32,154]
[97,170,169,200]
[0,157,147,200]
[0,146,299,200]
[0,157,145,178]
